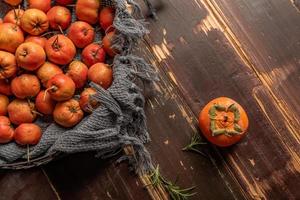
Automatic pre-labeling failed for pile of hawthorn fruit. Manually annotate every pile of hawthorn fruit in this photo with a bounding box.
[0,0,116,146]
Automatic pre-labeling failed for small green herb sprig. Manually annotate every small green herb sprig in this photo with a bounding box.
[182,134,207,158]
[149,165,196,200]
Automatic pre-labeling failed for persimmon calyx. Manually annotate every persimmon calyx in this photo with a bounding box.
[209,103,243,137]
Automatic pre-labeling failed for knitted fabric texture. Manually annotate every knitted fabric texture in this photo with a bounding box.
[0,0,156,173]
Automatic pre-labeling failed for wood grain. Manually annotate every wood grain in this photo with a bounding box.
[210,0,300,149]
[43,153,152,200]
[137,0,300,199]
[139,42,246,200]
[202,0,300,198]
[0,168,59,200]
[212,1,300,151]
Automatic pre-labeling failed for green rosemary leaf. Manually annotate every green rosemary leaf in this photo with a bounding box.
[182,134,207,158]
[149,165,196,200]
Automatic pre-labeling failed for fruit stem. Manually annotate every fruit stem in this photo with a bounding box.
[83,28,94,36]
[41,31,59,37]
[69,106,78,113]
[32,110,43,117]
[94,46,102,57]
[13,8,17,19]
[224,115,228,122]
[15,8,21,25]
[58,25,64,35]
[52,36,60,50]
[44,86,57,101]
[20,50,27,57]
[26,98,33,109]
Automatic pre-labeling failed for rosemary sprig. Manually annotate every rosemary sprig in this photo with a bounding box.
[182,134,207,158]
[149,165,196,200]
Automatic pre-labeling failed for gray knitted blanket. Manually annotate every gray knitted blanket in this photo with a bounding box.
[0,0,156,173]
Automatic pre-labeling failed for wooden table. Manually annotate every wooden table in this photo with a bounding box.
[1,0,300,199]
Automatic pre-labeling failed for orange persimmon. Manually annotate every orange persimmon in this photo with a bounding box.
[198,97,249,147]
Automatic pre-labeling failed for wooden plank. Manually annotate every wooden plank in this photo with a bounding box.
[209,0,300,147]
[200,0,300,198]
[43,153,152,200]
[137,0,300,199]
[0,168,59,200]
[138,42,246,200]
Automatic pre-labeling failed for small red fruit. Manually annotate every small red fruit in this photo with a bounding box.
[53,99,84,127]
[35,90,56,115]
[15,42,46,71]
[46,74,76,101]
[79,87,99,113]
[75,0,100,25]
[81,43,106,67]
[8,99,37,125]
[11,74,40,99]
[0,50,17,79]
[47,6,72,30]
[67,21,95,48]
[0,116,14,144]
[0,117,10,124]
[28,0,51,13]
[3,8,24,26]
[99,7,115,31]
[0,94,9,116]
[66,60,88,89]
[4,0,22,6]
[88,63,113,89]
[103,31,118,57]
[37,62,63,88]
[0,23,24,53]
[45,34,76,65]
[14,123,42,145]
[20,9,49,36]
[25,36,47,49]
[0,79,12,96]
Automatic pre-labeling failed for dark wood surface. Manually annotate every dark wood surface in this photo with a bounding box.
[137,0,300,199]
[0,0,300,199]
[0,168,58,200]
